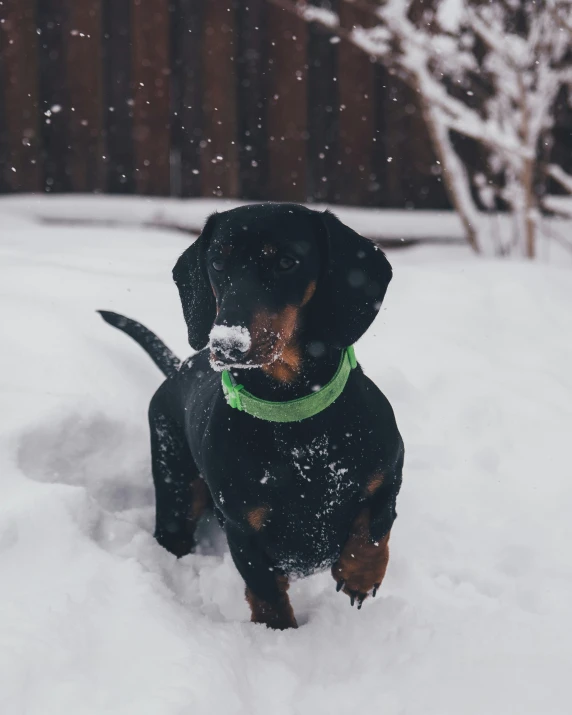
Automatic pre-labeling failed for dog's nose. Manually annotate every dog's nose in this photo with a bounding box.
[211,341,248,362]
[209,324,251,364]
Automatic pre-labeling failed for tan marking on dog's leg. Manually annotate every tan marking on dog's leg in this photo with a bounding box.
[246,505,270,531]
[365,473,384,496]
[189,477,210,522]
[245,575,298,630]
[332,508,391,604]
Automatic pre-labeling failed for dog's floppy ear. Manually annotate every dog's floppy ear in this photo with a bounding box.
[308,210,392,348]
[172,213,217,350]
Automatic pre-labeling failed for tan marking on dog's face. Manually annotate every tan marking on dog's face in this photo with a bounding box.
[248,305,302,382]
[211,285,220,315]
[280,305,298,335]
[301,280,316,306]
[220,244,233,258]
[247,505,270,531]
[365,473,384,496]
[251,283,314,380]
[263,243,277,257]
[260,305,302,383]
[263,343,301,383]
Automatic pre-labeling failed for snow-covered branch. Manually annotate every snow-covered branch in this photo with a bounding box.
[548,164,572,194]
[267,0,572,257]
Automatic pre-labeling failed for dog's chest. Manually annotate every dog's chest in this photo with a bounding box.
[248,433,363,574]
[200,407,380,574]
[269,434,357,504]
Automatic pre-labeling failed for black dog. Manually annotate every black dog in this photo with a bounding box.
[100,203,403,629]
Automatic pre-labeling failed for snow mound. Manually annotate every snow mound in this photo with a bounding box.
[1,198,571,714]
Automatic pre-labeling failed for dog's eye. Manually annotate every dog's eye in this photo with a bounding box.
[211,258,225,272]
[276,256,299,272]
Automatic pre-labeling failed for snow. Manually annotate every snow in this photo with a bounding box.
[436,0,465,32]
[1,197,572,714]
[297,0,572,257]
[2,194,572,261]
[0,193,468,242]
[300,5,338,29]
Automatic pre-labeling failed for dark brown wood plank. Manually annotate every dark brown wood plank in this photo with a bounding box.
[0,0,41,192]
[377,71,448,209]
[37,0,71,193]
[266,1,308,202]
[371,63,390,206]
[236,0,268,200]
[172,0,204,197]
[37,0,70,193]
[65,0,105,192]
[131,0,171,196]
[336,1,375,205]
[307,1,339,203]
[102,0,135,193]
[201,0,239,198]
[550,86,572,195]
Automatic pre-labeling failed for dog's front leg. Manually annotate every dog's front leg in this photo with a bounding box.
[332,507,391,609]
[332,457,403,608]
[226,523,297,630]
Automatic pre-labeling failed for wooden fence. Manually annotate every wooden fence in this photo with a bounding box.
[0,0,450,208]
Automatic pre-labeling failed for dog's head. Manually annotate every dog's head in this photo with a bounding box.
[173,203,392,377]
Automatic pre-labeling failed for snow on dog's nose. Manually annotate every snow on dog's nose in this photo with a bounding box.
[209,325,251,369]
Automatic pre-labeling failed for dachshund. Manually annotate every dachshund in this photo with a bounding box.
[99,203,404,629]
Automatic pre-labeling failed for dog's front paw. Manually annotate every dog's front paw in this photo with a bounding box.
[154,528,195,559]
[332,510,390,609]
[246,575,298,630]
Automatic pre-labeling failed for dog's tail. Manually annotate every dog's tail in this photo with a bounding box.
[98,310,181,378]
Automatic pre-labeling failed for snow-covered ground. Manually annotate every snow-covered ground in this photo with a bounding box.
[2,194,572,262]
[1,196,571,714]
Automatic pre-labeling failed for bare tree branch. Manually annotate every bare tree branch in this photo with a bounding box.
[547,164,572,194]
[264,0,572,258]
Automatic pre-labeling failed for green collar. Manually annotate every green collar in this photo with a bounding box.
[221,346,357,423]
